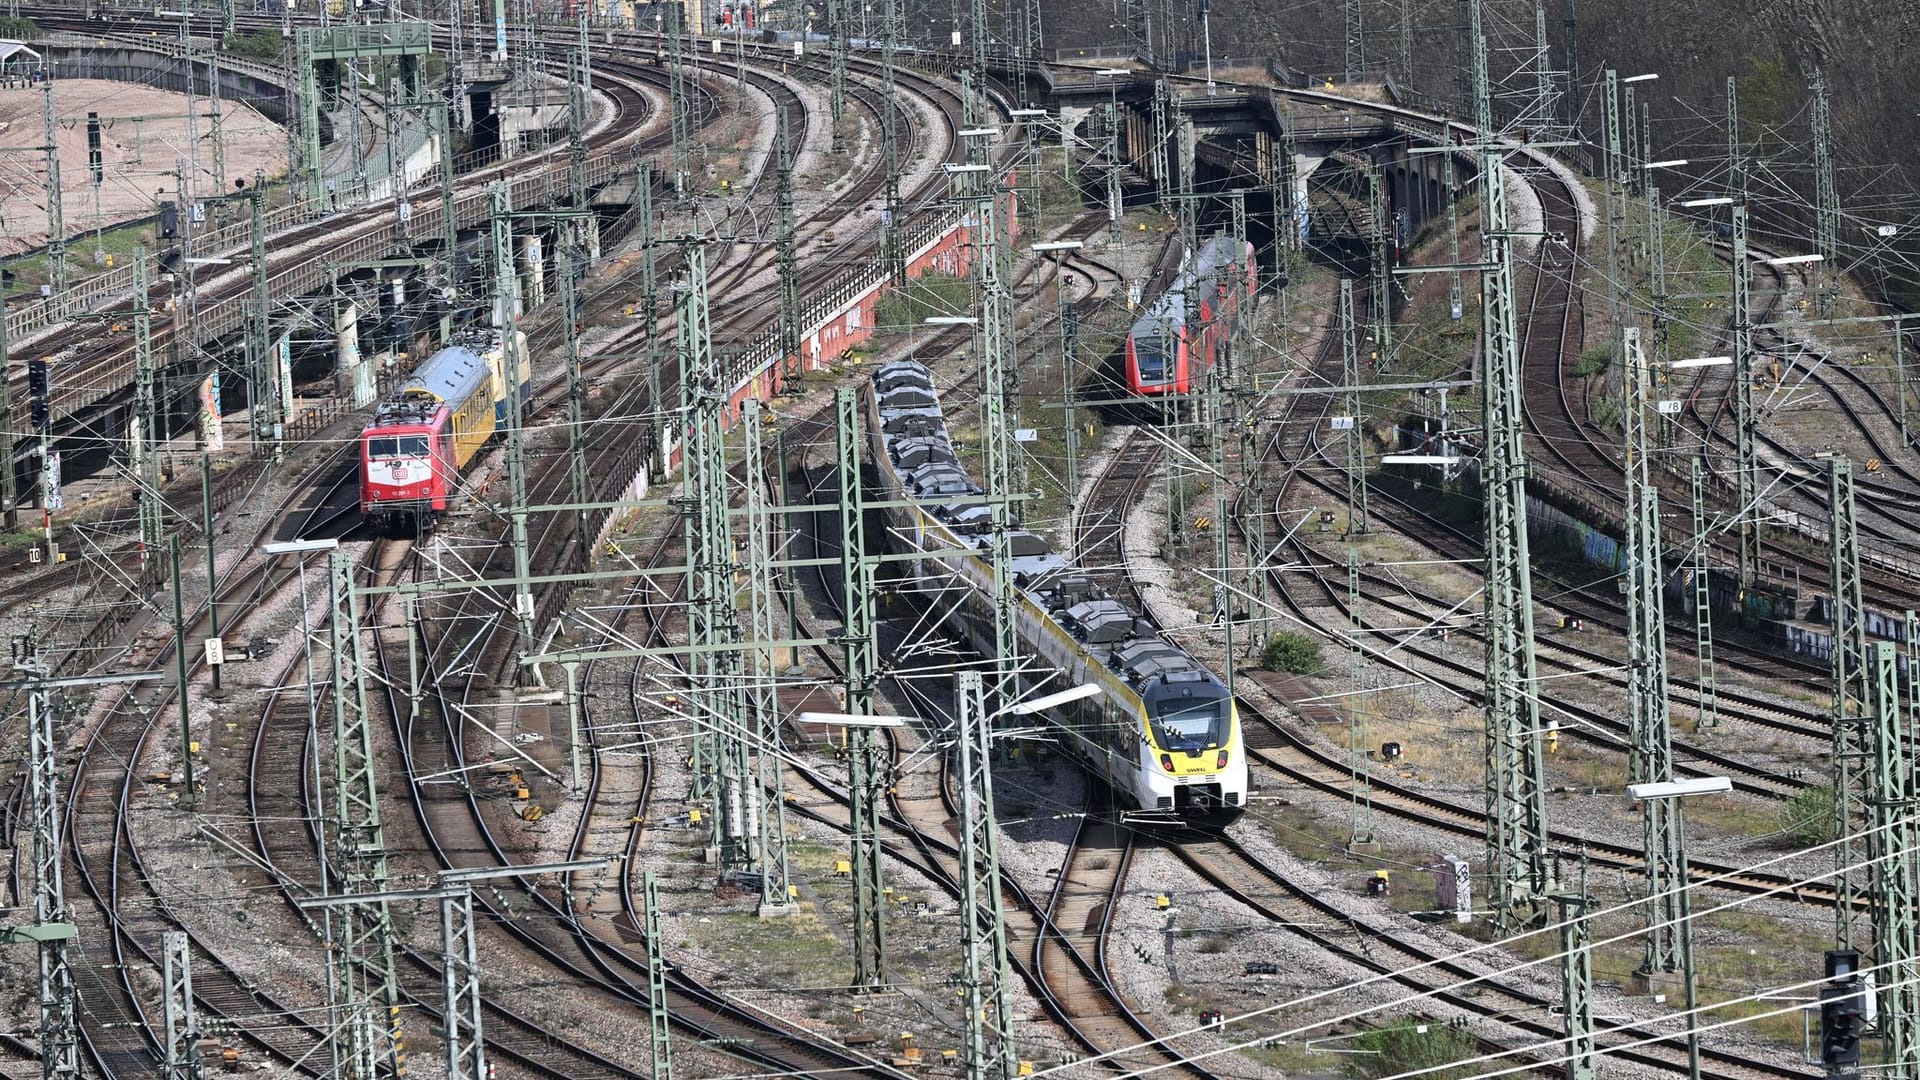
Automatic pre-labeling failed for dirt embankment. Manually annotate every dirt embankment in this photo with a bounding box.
[0,78,286,258]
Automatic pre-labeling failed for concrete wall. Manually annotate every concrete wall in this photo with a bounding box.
[38,41,295,124]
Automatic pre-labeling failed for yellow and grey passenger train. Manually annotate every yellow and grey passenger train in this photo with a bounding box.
[867,361,1248,825]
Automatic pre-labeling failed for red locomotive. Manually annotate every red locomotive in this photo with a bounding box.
[359,331,530,527]
[1121,235,1258,396]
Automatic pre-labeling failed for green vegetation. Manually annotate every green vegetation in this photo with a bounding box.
[1734,49,1801,158]
[3,216,188,293]
[871,271,973,333]
[1344,1014,1474,1076]
[221,29,287,61]
[1775,784,1837,847]
[0,15,40,39]
[1262,630,1329,676]
[1342,1022,1480,1080]
[1575,342,1614,378]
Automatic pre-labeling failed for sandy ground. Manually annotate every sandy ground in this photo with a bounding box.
[0,78,287,257]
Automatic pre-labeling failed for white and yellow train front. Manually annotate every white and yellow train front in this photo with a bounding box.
[866,361,1247,826]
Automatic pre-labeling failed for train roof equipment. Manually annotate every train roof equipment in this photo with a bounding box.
[872,356,1232,705]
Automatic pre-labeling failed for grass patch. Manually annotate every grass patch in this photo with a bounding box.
[1773,784,1836,847]
[3,213,198,292]
[871,271,972,334]
[1343,1021,1478,1080]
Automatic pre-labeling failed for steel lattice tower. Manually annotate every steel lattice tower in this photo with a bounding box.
[1725,77,1746,203]
[1368,167,1393,368]
[835,388,888,987]
[977,167,1021,700]
[667,5,693,202]
[828,0,848,154]
[326,551,403,1080]
[954,670,1018,1080]
[488,183,535,660]
[634,164,663,475]
[1343,0,1363,80]
[1730,206,1757,584]
[776,109,801,386]
[1621,329,1690,1014]
[560,244,589,545]
[132,253,165,558]
[439,889,487,1080]
[1340,280,1368,534]
[0,287,13,530]
[1867,641,1919,1077]
[878,0,905,286]
[1828,457,1869,950]
[1601,70,1626,353]
[1810,70,1838,290]
[676,240,739,853]
[742,409,793,912]
[1557,893,1595,1080]
[1469,0,1551,924]
[160,932,205,1080]
[41,71,67,301]
[26,674,80,1080]
[644,872,675,1080]
[1689,458,1718,729]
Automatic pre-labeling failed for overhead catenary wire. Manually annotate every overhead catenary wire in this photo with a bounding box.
[1028,817,1909,1078]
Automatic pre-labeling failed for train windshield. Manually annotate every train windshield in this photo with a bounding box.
[1134,335,1167,382]
[1151,693,1227,750]
[368,436,430,459]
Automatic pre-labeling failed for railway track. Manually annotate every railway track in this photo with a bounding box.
[55,459,395,1077]
[17,25,978,1076]
[773,249,1231,1076]
[1218,145,1852,909]
[1165,832,1813,1080]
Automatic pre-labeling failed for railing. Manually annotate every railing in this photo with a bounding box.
[1045,43,1139,62]
[38,30,294,87]
[721,207,964,397]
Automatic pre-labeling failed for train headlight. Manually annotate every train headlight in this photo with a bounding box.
[1159,753,1174,773]
[1216,750,1228,770]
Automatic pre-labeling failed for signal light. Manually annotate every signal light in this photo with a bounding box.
[1820,949,1864,1069]
[1820,985,1863,1067]
[86,111,102,184]
[27,358,49,431]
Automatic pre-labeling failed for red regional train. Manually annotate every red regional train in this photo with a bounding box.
[1121,234,1258,396]
[359,330,531,527]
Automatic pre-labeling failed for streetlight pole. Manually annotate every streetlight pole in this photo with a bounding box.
[1628,775,1729,1080]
